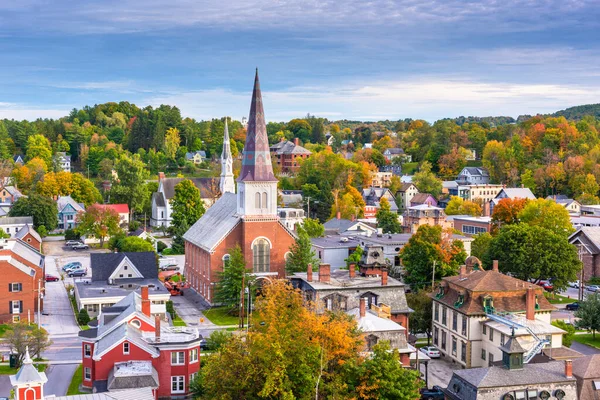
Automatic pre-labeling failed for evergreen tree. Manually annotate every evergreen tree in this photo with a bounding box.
[170,179,205,230]
[286,226,320,274]
[376,197,402,233]
[214,246,253,310]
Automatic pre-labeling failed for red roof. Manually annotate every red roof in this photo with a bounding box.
[97,204,129,214]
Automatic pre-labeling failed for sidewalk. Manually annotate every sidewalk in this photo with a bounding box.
[171,289,215,328]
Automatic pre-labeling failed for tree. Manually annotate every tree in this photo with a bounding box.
[9,195,58,231]
[491,197,528,232]
[356,342,422,399]
[406,290,433,344]
[111,154,150,217]
[400,225,467,288]
[412,161,443,198]
[331,185,366,220]
[5,323,52,367]
[518,198,575,236]
[36,225,47,238]
[345,245,363,268]
[376,197,402,234]
[170,179,205,229]
[164,127,181,160]
[488,223,580,290]
[78,308,91,326]
[445,196,482,216]
[214,246,253,310]
[302,218,325,238]
[0,228,9,239]
[26,134,52,169]
[551,320,575,347]
[471,232,493,263]
[575,293,600,339]
[286,226,320,274]
[75,204,121,247]
[118,236,155,252]
[36,171,102,206]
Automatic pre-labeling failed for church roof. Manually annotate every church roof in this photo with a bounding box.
[10,348,47,386]
[183,192,241,252]
[238,70,277,183]
[160,177,216,199]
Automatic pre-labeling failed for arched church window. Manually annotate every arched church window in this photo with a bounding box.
[222,254,231,269]
[262,192,268,209]
[253,238,270,273]
[255,192,261,209]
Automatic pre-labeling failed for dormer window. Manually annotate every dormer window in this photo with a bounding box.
[454,294,465,308]
[483,296,494,313]
[435,286,445,299]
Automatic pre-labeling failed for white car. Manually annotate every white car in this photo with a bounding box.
[586,285,600,292]
[65,240,83,247]
[419,346,440,358]
[569,281,581,288]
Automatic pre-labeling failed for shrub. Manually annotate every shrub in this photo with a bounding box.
[166,301,175,320]
[551,320,575,347]
[162,248,174,255]
[129,220,141,232]
[206,330,233,351]
[587,277,600,285]
[64,229,80,241]
[36,225,47,238]
[157,240,168,253]
[78,308,90,326]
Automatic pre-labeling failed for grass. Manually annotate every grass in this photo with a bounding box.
[401,162,418,175]
[572,333,600,349]
[173,316,187,327]
[67,364,85,395]
[544,292,576,305]
[170,274,186,283]
[0,324,10,338]
[0,362,48,375]
[203,307,241,326]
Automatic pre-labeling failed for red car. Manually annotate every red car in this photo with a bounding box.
[45,274,59,282]
[541,282,554,292]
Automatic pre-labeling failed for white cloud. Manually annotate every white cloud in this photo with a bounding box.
[0,103,68,120]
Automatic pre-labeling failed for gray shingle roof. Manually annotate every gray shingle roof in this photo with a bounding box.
[0,216,33,225]
[160,177,216,199]
[323,218,356,233]
[15,224,41,243]
[183,192,241,252]
[90,252,158,282]
[51,387,155,400]
[57,195,85,213]
[151,192,165,208]
[461,167,490,177]
[270,140,312,155]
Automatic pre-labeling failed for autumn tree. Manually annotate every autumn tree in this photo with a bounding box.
[170,179,206,229]
[376,197,402,233]
[491,197,529,232]
[445,196,482,216]
[25,134,53,169]
[9,194,58,231]
[36,171,102,206]
[5,323,52,367]
[412,161,442,198]
[331,185,365,220]
[214,246,253,310]
[164,127,181,160]
[438,146,467,178]
[75,204,121,247]
[286,226,320,275]
[518,198,574,236]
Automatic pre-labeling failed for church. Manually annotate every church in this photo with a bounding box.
[183,71,297,304]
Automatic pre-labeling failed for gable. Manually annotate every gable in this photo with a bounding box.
[108,256,145,282]
[60,203,78,214]
[91,252,158,282]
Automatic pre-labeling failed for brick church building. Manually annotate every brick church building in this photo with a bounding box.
[183,71,297,304]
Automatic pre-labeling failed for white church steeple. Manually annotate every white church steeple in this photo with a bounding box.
[220,117,235,194]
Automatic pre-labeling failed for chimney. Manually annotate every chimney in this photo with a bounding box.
[360,297,366,318]
[459,265,467,278]
[492,260,499,272]
[337,211,341,220]
[158,172,165,181]
[294,137,299,146]
[526,286,536,321]
[381,268,388,286]
[154,314,161,341]
[319,264,330,283]
[349,263,356,279]
[307,263,313,282]
[351,214,356,222]
[141,286,151,317]
[565,359,573,379]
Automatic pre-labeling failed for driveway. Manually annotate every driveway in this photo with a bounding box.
[41,256,81,336]
[419,355,462,389]
[45,364,79,396]
[571,340,600,356]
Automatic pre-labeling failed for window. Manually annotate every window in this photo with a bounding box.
[461,341,466,362]
[434,303,439,321]
[481,349,486,360]
[124,265,128,270]
[452,312,457,331]
[488,352,494,367]
[190,372,198,383]
[5,228,8,233]
[434,327,439,346]
[489,328,494,341]
[462,225,487,235]
[442,307,447,325]
[360,292,378,308]
[323,294,347,311]
[452,337,457,356]
[84,304,98,313]
[11,300,22,314]
[171,351,185,365]
[262,192,268,209]
[441,331,447,350]
[222,254,231,269]
[500,334,505,346]
[189,348,198,363]
[255,192,261,208]
[171,376,185,394]
[67,214,73,221]
[252,238,270,273]
[84,344,92,357]
[483,325,487,335]
[8,283,22,292]
[365,334,378,351]
[84,367,92,381]
[461,316,467,336]
[12,315,20,323]
[123,342,130,355]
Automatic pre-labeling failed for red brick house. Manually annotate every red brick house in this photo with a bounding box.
[0,239,45,323]
[14,224,42,252]
[79,287,201,399]
[269,138,312,174]
[183,71,297,304]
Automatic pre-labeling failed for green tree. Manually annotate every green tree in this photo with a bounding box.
[488,223,580,291]
[412,161,443,198]
[164,127,181,160]
[75,204,122,247]
[302,218,325,238]
[551,320,575,347]
[9,195,58,231]
[406,290,433,344]
[118,236,155,252]
[575,293,600,339]
[286,226,320,274]
[78,308,91,326]
[376,197,402,233]
[170,179,205,229]
[111,154,150,217]
[36,225,47,238]
[518,198,575,236]
[214,246,253,310]
[26,134,53,169]
[5,323,52,367]
[0,228,9,239]
[471,232,493,264]
[170,221,188,254]
[356,342,422,399]
[345,245,363,268]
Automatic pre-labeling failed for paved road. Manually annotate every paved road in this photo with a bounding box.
[419,355,462,389]
[45,364,79,396]
[570,340,600,355]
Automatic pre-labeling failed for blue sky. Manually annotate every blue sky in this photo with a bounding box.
[1,0,599,122]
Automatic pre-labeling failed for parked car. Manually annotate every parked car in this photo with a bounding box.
[420,385,444,400]
[62,262,82,271]
[419,346,441,358]
[566,302,580,311]
[71,243,89,250]
[65,240,83,247]
[199,338,209,351]
[159,257,178,271]
[160,264,179,271]
[569,281,581,288]
[586,285,600,292]
[541,282,554,292]
[45,274,59,282]
[68,268,87,277]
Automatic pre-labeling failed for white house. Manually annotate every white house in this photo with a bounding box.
[456,167,490,185]
[278,208,306,231]
[54,152,71,172]
[0,216,34,237]
[185,151,207,165]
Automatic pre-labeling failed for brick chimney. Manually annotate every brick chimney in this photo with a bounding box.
[141,286,151,317]
[294,137,300,146]
[319,264,330,283]
[526,286,536,321]
[158,172,165,181]
[360,297,366,318]
[349,263,356,279]
[381,268,388,286]
[307,263,313,282]
[492,260,499,272]
[155,314,161,341]
[565,359,573,378]
[351,214,356,222]
[459,265,467,278]
[337,211,341,220]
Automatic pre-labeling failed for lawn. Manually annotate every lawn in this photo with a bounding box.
[67,364,85,395]
[203,307,240,326]
[544,292,576,305]
[573,333,600,349]
[401,162,418,175]
[0,324,10,338]
[173,316,187,327]
[0,362,48,375]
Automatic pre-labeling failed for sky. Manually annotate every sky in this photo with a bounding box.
[1,0,599,122]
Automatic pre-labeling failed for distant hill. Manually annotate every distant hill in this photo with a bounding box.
[449,116,516,127]
[551,103,600,120]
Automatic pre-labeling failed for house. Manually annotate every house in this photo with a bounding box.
[456,167,491,185]
[0,239,45,323]
[444,341,577,400]
[573,354,600,400]
[78,288,201,398]
[403,204,448,233]
[370,171,392,188]
[581,204,600,216]
[487,187,536,216]
[571,215,600,229]
[269,138,312,174]
[56,195,85,231]
[290,255,414,365]
[395,183,419,211]
[74,252,170,319]
[409,192,437,207]
[362,187,398,218]
[379,164,402,176]
[185,150,207,165]
[449,184,503,203]
[183,71,297,304]
[0,185,24,215]
[547,195,581,214]
[450,215,492,236]
[96,204,130,226]
[14,224,42,252]
[54,152,71,172]
[432,259,567,369]
[569,227,600,280]
[442,180,459,195]
[278,208,306,231]
[323,215,377,237]
[383,148,411,162]
[279,190,303,208]
[0,216,34,238]
[13,155,24,166]
[150,174,220,228]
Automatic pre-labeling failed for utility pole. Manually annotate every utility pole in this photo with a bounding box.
[246,286,251,334]
[578,245,584,302]
[306,196,311,219]
[239,275,245,329]
[431,260,436,291]
[36,279,44,329]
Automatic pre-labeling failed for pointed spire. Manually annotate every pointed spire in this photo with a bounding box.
[220,117,235,194]
[238,69,276,182]
[221,117,232,160]
[23,347,32,365]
